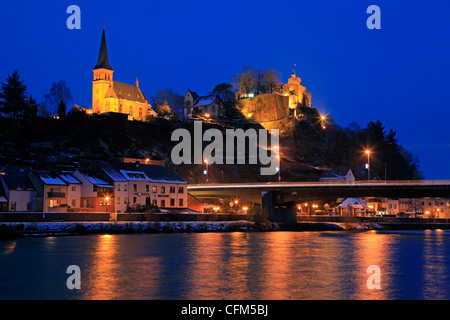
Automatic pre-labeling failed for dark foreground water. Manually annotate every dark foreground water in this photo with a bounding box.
[1,230,450,300]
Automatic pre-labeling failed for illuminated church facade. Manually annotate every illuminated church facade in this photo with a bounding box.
[92,28,156,120]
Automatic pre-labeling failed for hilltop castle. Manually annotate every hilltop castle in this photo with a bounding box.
[237,69,313,132]
[92,28,157,120]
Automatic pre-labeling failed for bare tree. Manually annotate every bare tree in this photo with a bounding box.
[44,79,73,115]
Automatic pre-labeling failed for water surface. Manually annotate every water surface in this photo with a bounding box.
[1,230,449,299]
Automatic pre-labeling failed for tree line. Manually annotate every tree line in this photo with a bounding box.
[0,70,73,120]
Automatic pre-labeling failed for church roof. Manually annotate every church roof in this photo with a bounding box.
[105,81,149,104]
[94,28,113,71]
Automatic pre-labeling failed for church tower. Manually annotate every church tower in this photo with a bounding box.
[92,27,114,114]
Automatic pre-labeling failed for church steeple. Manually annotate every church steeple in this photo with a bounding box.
[94,27,113,71]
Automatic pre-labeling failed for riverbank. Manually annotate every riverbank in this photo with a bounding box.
[2,219,450,239]
[0,221,279,239]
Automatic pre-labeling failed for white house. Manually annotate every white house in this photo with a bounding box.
[59,173,82,212]
[100,161,188,211]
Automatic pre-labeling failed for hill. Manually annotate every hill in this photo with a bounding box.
[0,109,423,183]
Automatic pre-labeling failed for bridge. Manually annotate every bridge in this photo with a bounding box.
[188,180,450,223]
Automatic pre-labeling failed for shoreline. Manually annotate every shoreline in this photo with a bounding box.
[1,220,450,239]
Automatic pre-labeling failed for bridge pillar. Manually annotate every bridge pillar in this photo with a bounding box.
[262,191,297,224]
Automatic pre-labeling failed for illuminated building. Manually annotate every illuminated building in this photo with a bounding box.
[92,28,157,121]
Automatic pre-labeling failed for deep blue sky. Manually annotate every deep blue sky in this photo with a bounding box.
[1,1,449,179]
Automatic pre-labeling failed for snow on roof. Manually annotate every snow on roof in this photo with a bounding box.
[101,161,186,184]
[59,174,81,184]
[338,198,368,208]
[82,174,114,188]
[193,95,217,107]
[38,173,66,186]
[101,163,128,182]
[119,170,151,181]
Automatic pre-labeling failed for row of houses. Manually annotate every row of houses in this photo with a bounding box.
[0,161,191,213]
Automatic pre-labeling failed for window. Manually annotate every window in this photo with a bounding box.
[146,185,149,192]
[160,200,165,207]
[49,199,60,208]
[117,183,120,191]
[72,186,76,192]
[170,186,175,193]
[27,202,32,211]
[124,184,127,192]
[170,198,175,206]
[72,199,76,207]
[10,202,16,211]
[85,199,91,208]
[178,187,184,193]
[161,186,165,193]
[133,197,137,204]
[133,184,137,192]
[152,186,157,193]
[152,199,157,206]
[179,199,184,207]
[124,197,128,204]
[117,197,120,204]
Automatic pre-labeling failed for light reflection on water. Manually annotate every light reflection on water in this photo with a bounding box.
[0,230,450,300]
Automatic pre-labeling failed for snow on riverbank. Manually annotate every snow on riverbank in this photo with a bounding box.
[2,220,278,236]
[336,222,385,230]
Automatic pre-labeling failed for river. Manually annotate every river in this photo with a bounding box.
[1,230,449,300]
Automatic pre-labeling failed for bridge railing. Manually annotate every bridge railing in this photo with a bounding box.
[188,180,450,188]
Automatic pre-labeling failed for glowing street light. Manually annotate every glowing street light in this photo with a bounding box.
[365,149,371,181]
[320,114,326,129]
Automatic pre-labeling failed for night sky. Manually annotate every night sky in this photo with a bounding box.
[0,1,449,179]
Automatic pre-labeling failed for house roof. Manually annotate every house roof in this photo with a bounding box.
[59,174,82,184]
[81,173,114,188]
[193,95,218,107]
[1,175,34,191]
[338,198,368,208]
[36,172,67,186]
[100,162,128,182]
[320,169,353,180]
[105,162,186,184]
[187,89,199,101]
[119,170,151,181]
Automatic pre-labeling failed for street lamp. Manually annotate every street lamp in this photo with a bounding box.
[105,196,110,213]
[204,159,209,183]
[365,150,371,181]
[274,145,281,181]
[320,114,326,129]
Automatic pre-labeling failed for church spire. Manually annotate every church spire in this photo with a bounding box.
[94,27,113,70]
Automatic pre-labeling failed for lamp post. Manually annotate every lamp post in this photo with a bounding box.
[204,159,209,183]
[274,145,280,182]
[105,196,110,213]
[365,150,371,181]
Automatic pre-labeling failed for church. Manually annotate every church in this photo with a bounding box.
[92,28,157,120]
